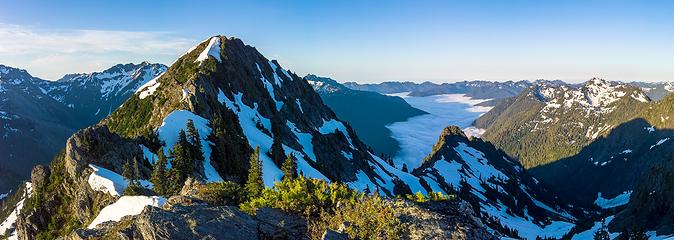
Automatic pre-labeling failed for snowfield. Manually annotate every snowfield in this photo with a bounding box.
[385,93,492,169]
[87,196,166,229]
[594,191,632,209]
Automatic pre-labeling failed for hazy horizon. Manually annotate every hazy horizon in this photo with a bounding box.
[1,1,673,83]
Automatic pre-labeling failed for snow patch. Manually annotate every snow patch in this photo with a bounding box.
[318,119,355,149]
[194,36,222,63]
[136,73,164,99]
[286,121,317,161]
[87,196,166,229]
[594,191,632,209]
[650,138,670,149]
[463,126,486,138]
[295,99,304,113]
[88,164,128,196]
[87,164,153,196]
[255,63,283,111]
[140,144,158,164]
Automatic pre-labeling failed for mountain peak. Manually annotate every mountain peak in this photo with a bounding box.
[440,125,467,138]
[0,64,33,79]
[304,74,347,93]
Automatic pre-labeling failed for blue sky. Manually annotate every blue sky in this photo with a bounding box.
[0,0,673,83]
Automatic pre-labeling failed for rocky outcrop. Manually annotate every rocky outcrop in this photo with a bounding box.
[69,204,309,240]
[64,125,150,178]
[398,200,496,240]
[30,165,50,189]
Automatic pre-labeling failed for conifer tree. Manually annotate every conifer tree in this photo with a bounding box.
[186,120,205,174]
[122,160,133,183]
[617,228,629,240]
[151,148,168,195]
[132,157,140,184]
[168,130,193,193]
[593,218,610,240]
[630,227,648,240]
[270,117,285,166]
[186,120,204,160]
[245,146,264,197]
[281,153,297,180]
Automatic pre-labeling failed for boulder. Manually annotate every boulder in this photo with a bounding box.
[30,165,50,188]
[255,207,308,240]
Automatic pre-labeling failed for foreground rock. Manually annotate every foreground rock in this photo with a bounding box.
[69,198,494,240]
[69,204,304,240]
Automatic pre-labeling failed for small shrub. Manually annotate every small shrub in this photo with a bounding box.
[197,181,245,205]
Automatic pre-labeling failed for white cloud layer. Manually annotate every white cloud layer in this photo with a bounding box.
[0,23,194,79]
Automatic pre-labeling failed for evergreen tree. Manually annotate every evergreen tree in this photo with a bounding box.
[281,153,297,180]
[401,164,409,173]
[617,228,629,240]
[168,130,193,193]
[186,120,204,159]
[270,116,285,166]
[245,146,264,197]
[132,157,140,184]
[151,149,168,195]
[122,160,133,183]
[186,120,205,174]
[630,227,648,240]
[593,218,610,240]
[210,114,248,183]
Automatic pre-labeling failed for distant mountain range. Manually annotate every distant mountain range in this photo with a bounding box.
[0,63,165,192]
[344,80,534,99]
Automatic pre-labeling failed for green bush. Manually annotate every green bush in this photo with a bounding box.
[240,177,407,240]
[197,181,245,205]
[240,176,357,217]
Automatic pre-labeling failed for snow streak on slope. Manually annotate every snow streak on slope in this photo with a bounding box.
[136,73,164,99]
[386,93,492,168]
[157,110,223,182]
[0,182,31,240]
[87,196,166,229]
